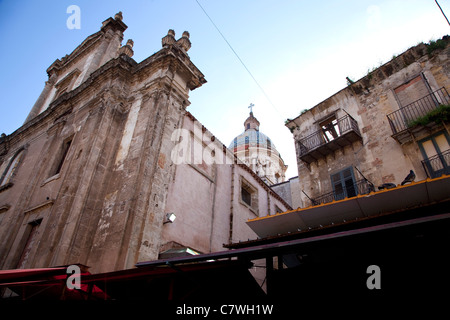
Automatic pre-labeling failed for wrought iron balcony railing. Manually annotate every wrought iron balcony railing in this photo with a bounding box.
[297,115,362,164]
[421,149,450,179]
[387,87,450,137]
[308,179,374,206]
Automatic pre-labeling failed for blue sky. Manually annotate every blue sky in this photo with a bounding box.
[0,0,449,178]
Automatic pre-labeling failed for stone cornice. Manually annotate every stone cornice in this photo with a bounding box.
[2,45,204,156]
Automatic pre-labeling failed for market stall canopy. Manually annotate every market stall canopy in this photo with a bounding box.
[248,175,450,238]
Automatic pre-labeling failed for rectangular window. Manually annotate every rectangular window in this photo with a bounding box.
[0,149,24,187]
[51,138,72,177]
[331,167,357,201]
[240,177,259,215]
[241,187,252,206]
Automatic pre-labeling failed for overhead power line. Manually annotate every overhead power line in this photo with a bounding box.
[194,0,283,119]
[435,0,450,26]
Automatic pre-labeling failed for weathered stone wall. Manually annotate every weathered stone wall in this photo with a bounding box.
[0,13,289,277]
[0,17,206,273]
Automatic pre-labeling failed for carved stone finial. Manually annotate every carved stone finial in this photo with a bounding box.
[162,29,176,47]
[176,31,191,52]
[119,39,134,57]
[115,11,123,21]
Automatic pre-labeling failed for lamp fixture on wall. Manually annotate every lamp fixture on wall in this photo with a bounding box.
[164,212,177,224]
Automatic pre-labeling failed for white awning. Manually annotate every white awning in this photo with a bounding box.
[247,175,450,238]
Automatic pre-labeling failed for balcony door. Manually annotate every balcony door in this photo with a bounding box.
[331,167,357,201]
[419,132,450,178]
[394,74,436,124]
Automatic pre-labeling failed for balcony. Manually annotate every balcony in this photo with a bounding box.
[421,149,450,179]
[297,114,362,164]
[307,179,374,207]
[387,87,450,143]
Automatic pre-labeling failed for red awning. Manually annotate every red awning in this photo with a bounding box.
[0,267,68,282]
[0,260,263,301]
[0,264,104,300]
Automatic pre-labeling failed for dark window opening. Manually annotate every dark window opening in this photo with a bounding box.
[320,116,340,143]
[241,187,252,206]
[0,149,25,187]
[240,177,259,215]
[52,139,72,176]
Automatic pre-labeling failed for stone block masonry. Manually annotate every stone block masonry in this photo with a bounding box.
[0,14,206,273]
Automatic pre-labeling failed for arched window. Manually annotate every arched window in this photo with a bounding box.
[0,149,25,187]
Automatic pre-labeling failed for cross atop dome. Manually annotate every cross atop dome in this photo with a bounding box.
[248,103,254,114]
[244,104,260,131]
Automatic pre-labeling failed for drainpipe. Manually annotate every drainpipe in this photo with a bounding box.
[209,163,218,252]
[229,163,235,244]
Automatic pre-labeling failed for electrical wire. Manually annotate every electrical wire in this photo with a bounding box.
[194,0,284,119]
[435,0,450,26]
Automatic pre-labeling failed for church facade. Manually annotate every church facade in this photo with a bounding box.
[0,13,290,275]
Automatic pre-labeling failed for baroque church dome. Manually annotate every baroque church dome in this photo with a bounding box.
[229,110,287,185]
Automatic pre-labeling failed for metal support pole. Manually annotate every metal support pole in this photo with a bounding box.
[266,256,274,297]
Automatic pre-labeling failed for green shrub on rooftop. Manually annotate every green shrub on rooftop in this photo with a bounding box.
[426,37,449,55]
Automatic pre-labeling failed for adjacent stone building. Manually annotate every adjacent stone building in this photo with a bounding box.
[286,36,450,208]
[0,13,290,276]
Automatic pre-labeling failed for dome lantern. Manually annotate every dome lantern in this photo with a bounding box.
[229,107,287,185]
